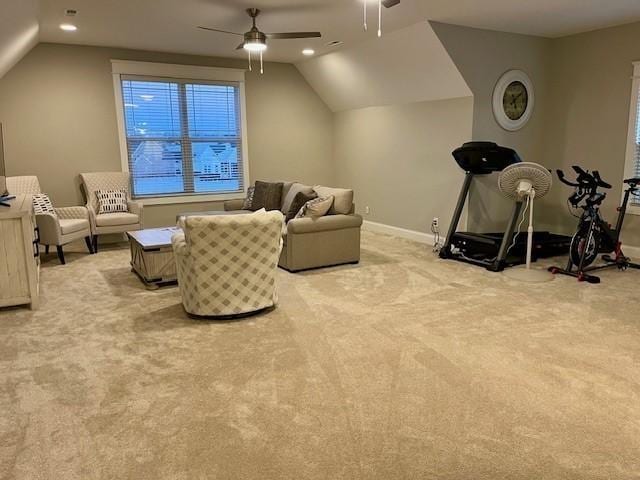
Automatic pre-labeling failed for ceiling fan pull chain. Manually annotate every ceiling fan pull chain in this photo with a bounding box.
[378,0,382,37]
[248,50,252,71]
[363,1,367,31]
[260,51,264,74]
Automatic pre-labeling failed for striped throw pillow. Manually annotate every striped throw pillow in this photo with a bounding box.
[32,193,57,216]
[96,189,128,214]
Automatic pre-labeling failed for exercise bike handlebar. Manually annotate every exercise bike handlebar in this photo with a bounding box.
[556,169,580,187]
[558,166,611,208]
[592,170,612,189]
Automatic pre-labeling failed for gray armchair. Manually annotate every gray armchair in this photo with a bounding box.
[6,176,93,264]
[80,172,143,252]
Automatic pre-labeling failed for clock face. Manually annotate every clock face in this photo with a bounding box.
[493,70,534,131]
[503,81,529,121]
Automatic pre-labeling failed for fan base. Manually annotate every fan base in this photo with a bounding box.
[503,266,555,283]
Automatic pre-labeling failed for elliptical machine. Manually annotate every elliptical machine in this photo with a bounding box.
[549,166,640,284]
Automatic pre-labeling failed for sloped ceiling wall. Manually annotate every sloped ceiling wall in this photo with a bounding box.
[0,0,39,79]
[295,21,471,112]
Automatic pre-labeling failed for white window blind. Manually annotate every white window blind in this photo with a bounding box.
[120,76,244,199]
[633,84,640,205]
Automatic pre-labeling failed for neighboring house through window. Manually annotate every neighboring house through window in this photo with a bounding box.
[111,60,249,204]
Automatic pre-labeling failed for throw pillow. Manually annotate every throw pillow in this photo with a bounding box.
[313,186,354,215]
[242,186,255,210]
[295,195,334,219]
[32,193,57,216]
[281,182,315,214]
[251,181,284,211]
[286,191,317,222]
[96,189,128,214]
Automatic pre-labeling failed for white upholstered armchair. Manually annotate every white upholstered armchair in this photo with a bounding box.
[172,211,284,317]
[80,172,143,252]
[6,176,93,264]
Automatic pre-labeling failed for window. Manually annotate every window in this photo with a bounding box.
[112,61,248,203]
[624,61,640,214]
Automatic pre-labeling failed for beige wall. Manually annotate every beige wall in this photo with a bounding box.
[431,22,553,232]
[541,21,640,247]
[0,43,333,228]
[333,97,473,234]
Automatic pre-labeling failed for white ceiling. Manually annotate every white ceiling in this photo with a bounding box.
[36,0,640,64]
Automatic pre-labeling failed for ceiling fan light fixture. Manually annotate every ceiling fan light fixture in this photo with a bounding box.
[243,41,267,52]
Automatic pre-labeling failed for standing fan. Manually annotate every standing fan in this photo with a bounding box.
[498,162,554,283]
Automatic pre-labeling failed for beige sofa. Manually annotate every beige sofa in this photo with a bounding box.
[224,182,363,272]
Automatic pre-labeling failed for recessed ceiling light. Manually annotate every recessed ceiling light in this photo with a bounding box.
[302,49,315,56]
[59,23,77,32]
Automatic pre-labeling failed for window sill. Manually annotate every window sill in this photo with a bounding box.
[134,193,245,206]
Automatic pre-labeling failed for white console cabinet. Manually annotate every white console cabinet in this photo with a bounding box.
[0,195,40,310]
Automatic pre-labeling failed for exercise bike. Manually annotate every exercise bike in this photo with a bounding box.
[549,166,640,284]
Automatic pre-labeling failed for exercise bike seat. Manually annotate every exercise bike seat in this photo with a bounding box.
[624,177,640,188]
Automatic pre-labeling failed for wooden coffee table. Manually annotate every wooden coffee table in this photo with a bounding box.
[127,227,181,289]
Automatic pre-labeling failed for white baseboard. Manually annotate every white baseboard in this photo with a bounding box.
[623,243,640,259]
[362,221,640,260]
[362,220,437,246]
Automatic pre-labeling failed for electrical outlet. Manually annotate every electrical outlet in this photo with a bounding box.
[432,217,439,229]
[365,206,370,215]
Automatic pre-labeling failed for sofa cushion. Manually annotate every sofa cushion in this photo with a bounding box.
[313,186,354,215]
[242,186,255,210]
[251,181,284,211]
[59,218,89,235]
[286,191,317,222]
[96,212,140,227]
[281,182,315,213]
[295,196,334,219]
[281,182,294,203]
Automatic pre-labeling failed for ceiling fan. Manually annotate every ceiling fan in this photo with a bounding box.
[198,8,321,73]
[365,0,401,37]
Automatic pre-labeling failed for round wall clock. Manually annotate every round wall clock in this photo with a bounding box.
[492,70,535,131]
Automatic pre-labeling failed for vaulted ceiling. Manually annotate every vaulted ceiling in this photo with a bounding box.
[0,0,39,78]
[34,0,640,63]
[4,0,640,88]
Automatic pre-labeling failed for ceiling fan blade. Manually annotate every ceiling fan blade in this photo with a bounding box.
[197,26,244,36]
[382,0,400,7]
[265,32,322,39]
[236,42,246,50]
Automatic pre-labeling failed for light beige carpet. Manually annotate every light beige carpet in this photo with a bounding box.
[1,231,640,479]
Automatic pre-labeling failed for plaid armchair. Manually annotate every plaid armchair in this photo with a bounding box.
[172,211,284,317]
[79,172,143,252]
[6,176,93,264]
